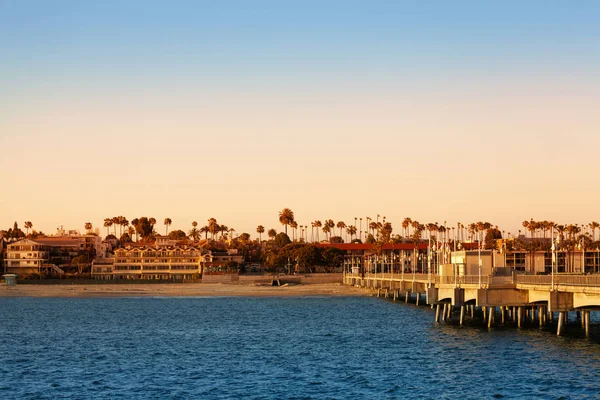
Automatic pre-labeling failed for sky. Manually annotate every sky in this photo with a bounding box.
[1,0,599,239]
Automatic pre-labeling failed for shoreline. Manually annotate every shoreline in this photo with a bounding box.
[0,282,368,298]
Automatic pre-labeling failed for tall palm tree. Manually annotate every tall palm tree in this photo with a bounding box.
[359,218,363,240]
[164,218,172,236]
[314,220,322,242]
[346,225,357,242]
[322,224,331,241]
[84,222,92,234]
[326,219,335,239]
[111,217,118,236]
[267,228,277,240]
[104,218,113,237]
[200,225,209,240]
[402,218,412,238]
[589,221,600,242]
[336,221,346,240]
[278,208,295,235]
[131,218,139,241]
[290,221,298,241]
[220,225,229,239]
[256,225,265,243]
[207,218,219,239]
[122,218,129,237]
[24,221,33,236]
[149,217,157,228]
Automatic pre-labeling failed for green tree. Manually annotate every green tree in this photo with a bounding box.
[294,244,321,273]
[273,232,292,248]
[133,217,154,240]
[321,247,344,272]
[268,228,277,240]
[71,254,90,275]
[168,229,187,240]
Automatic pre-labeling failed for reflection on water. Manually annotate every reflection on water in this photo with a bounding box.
[1,296,599,399]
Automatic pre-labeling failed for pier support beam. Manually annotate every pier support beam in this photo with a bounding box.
[405,292,409,303]
[557,311,564,336]
[435,304,440,323]
[585,310,590,337]
[488,307,494,329]
[460,306,465,325]
[416,293,420,306]
[518,307,522,328]
[441,304,447,322]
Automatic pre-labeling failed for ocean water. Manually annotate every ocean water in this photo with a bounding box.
[1,296,600,399]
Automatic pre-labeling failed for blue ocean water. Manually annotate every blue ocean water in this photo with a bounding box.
[1,296,600,399]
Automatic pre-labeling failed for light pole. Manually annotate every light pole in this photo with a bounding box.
[478,230,482,289]
[453,229,457,288]
[551,227,556,291]
[427,235,431,288]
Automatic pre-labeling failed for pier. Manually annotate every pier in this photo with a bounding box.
[344,272,600,336]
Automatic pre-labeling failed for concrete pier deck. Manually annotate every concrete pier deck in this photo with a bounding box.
[344,273,600,336]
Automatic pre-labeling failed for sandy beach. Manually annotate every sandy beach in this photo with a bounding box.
[0,282,368,298]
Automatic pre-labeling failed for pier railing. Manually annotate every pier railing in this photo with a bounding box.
[515,274,600,287]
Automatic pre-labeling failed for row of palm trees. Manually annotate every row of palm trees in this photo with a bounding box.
[188,218,235,241]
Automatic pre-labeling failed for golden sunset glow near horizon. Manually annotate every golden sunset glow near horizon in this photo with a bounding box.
[1,1,600,238]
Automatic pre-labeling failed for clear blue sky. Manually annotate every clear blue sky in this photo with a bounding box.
[1,1,599,237]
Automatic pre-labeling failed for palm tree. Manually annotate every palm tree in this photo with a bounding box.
[402,218,412,238]
[188,227,200,241]
[346,225,357,241]
[589,221,600,242]
[290,221,298,241]
[84,222,92,234]
[131,218,139,241]
[164,218,172,236]
[122,217,129,238]
[128,226,135,237]
[219,225,229,239]
[314,220,322,242]
[149,217,157,229]
[369,221,378,237]
[256,225,265,243]
[322,224,331,241]
[229,228,235,240]
[24,221,33,236]
[104,218,113,237]
[326,219,335,239]
[336,221,346,240]
[200,225,209,240]
[267,228,277,240]
[278,208,295,235]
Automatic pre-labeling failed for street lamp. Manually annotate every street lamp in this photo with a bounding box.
[478,230,482,289]
[427,235,431,288]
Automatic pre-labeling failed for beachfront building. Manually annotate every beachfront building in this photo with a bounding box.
[3,237,84,275]
[201,249,245,274]
[93,244,207,280]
